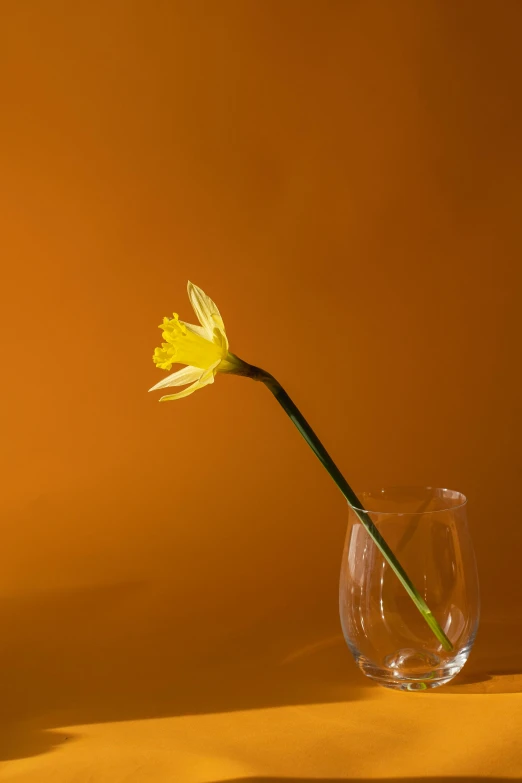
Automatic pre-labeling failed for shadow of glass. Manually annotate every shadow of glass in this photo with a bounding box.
[435,617,522,694]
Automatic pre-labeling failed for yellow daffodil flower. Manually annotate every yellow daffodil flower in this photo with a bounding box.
[149,281,243,401]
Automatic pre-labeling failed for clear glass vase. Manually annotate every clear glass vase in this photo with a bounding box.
[339,487,480,691]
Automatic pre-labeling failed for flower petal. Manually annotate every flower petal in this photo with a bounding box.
[212,326,229,355]
[199,360,220,384]
[159,365,216,402]
[187,281,225,338]
[148,365,203,393]
[180,320,209,340]
[159,379,204,402]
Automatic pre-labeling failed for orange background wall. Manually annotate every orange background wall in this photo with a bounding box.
[1,0,521,731]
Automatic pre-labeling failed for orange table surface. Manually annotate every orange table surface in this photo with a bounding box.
[1,586,521,782]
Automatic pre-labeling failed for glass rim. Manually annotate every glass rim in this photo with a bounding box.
[349,485,468,515]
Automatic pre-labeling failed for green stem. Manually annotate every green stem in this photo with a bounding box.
[239,360,453,653]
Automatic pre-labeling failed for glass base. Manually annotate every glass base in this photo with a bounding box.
[355,646,472,691]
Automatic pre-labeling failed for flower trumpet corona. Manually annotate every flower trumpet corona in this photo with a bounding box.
[149,281,453,652]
